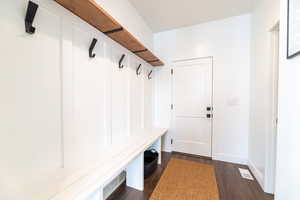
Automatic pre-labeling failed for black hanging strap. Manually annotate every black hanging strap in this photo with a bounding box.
[103,28,123,35]
[133,49,148,54]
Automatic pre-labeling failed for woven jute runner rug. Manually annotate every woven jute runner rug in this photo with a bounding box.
[150,158,220,200]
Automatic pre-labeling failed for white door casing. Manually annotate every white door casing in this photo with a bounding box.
[171,58,213,157]
[264,22,279,194]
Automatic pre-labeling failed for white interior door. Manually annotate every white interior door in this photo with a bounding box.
[172,58,213,157]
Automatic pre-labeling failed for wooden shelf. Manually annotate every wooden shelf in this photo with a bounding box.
[135,50,157,62]
[149,60,164,67]
[106,29,145,52]
[55,0,164,67]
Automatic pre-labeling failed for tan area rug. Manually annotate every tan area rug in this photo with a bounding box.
[150,158,220,200]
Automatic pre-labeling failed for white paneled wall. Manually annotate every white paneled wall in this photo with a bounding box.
[129,58,144,135]
[0,1,154,199]
[144,68,154,129]
[109,48,130,146]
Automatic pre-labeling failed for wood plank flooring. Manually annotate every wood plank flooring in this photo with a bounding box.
[107,152,274,200]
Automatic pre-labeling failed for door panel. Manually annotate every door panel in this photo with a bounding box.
[172,58,213,157]
[174,66,211,116]
[174,118,211,142]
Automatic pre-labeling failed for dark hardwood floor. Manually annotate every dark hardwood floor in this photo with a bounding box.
[107,152,274,200]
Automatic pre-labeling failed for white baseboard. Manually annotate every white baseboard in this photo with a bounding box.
[248,159,264,190]
[212,153,248,165]
[162,149,172,153]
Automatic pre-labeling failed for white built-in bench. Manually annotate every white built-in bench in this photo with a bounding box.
[48,128,167,200]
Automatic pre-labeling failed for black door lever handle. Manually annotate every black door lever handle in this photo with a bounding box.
[206,114,213,118]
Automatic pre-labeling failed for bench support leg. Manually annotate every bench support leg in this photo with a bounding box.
[85,187,103,200]
[150,137,162,164]
[126,153,144,191]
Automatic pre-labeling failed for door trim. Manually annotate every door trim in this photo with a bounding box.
[264,21,279,194]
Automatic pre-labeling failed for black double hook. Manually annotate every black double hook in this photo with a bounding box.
[25,1,39,34]
[89,38,98,58]
[136,64,142,76]
[119,54,125,68]
[148,70,153,80]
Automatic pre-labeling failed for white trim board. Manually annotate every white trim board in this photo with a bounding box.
[50,129,167,200]
[213,154,248,165]
[248,159,264,189]
[263,21,280,195]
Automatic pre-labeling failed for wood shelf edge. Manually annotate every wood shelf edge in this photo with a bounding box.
[54,0,164,67]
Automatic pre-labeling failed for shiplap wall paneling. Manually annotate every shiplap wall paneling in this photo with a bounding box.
[144,68,154,129]
[129,57,145,135]
[63,22,110,171]
[109,47,130,145]
[0,0,156,199]
[0,1,63,199]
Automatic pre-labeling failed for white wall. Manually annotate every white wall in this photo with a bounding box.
[0,0,154,199]
[154,14,251,164]
[249,0,279,190]
[275,0,300,199]
[95,0,154,51]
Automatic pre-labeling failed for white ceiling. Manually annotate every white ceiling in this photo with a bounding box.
[128,0,253,32]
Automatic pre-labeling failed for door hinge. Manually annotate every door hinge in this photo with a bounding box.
[171,69,174,75]
[171,139,173,144]
[171,104,174,110]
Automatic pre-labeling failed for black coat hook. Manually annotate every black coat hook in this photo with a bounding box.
[148,70,153,80]
[25,1,39,34]
[136,64,142,76]
[89,38,98,58]
[119,54,125,68]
